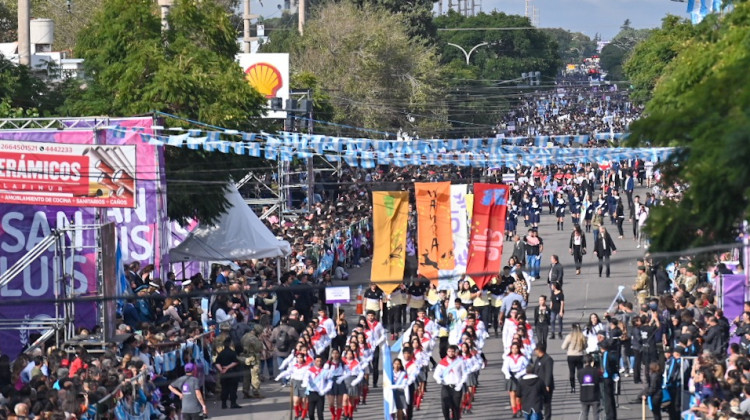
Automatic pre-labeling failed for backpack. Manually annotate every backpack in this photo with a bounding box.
[277,328,293,353]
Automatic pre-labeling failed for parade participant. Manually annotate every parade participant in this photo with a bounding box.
[276,352,312,420]
[303,355,332,420]
[561,323,587,393]
[503,306,522,354]
[168,362,207,420]
[389,358,410,420]
[524,229,544,280]
[401,347,420,419]
[533,344,555,420]
[512,235,526,265]
[506,202,519,241]
[387,284,408,340]
[578,354,602,420]
[324,349,346,420]
[407,279,428,323]
[365,310,386,388]
[594,226,617,278]
[457,280,474,309]
[503,342,530,418]
[584,314,606,356]
[569,224,587,275]
[534,295,551,348]
[433,345,466,420]
[364,283,385,320]
[338,349,364,420]
[518,364,545,420]
[409,337,429,411]
[353,335,373,405]
[471,280,490,328]
[547,255,564,291]
[240,324,264,399]
[459,341,482,415]
[555,192,567,231]
[486,276,505,337]
[549,282,565,339]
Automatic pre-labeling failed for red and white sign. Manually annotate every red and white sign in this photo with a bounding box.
[0,140,137,208]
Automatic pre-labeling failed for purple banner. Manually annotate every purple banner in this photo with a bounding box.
[723,274,746,347]
[0,118,165,357]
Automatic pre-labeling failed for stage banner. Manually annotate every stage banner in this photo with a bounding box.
[0,117,163,357]
[723,274,746,347]
[466,183,509,289]
[450,185,469,276]
[415,182,455,283]
[371,191,409,294]
[0,141,137,208]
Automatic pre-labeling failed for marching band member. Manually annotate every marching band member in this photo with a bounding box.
[503,342,530,418]
[276,351,312,420]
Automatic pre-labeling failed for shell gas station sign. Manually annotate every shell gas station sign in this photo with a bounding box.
[237,53,290,119]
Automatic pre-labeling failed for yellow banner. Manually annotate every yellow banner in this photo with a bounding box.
[371,191,409,294]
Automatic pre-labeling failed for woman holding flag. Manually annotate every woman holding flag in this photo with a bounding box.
[389,358,410,420]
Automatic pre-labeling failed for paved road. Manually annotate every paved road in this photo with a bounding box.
[210,190,652,420]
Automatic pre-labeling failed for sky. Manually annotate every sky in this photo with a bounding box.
[250,0,689,40]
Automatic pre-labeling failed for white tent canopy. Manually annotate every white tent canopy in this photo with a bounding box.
[169,185,291,262]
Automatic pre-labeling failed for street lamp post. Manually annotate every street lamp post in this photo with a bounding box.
[447,41,489,65]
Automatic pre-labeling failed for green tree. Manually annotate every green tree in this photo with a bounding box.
[623,15,696,103]
[63,0,266,224]
[599,19,652,81]
[434,11,561,136]
[350,0,437,40]
[627,3,750,257]
[0,1,16,43]
[268,1,447,137]
[543,28,597,64]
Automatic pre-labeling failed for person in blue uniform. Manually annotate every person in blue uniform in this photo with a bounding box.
[555,192,567,231]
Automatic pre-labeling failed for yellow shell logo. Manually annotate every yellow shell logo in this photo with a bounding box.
[245,62,283,98]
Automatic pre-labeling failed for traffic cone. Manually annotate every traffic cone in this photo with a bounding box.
[355,285,364,315]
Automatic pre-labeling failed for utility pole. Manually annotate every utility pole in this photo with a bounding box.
[298,0,305,36]
[243,0,258,53]
[17,0,30,66]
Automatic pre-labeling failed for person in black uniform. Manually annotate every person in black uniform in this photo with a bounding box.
[407,280,427,323]
[486,277,505,336]
[599,341,618,420]
[593,227,617,278]
[518,364,545,420]
[214,337,241,409]
[534,295,551,348]
[533,344,555,420]
[578,354,601,420]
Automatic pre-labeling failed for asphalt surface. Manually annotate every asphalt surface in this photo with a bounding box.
[209,190,653,420]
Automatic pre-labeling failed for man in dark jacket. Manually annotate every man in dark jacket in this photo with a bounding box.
[547,255,564,288]
[534,295,551,348]
[578,354,601,420]
[519,365,546,419]
[593,227,617,278]
[703,316,722,356]
[533,344,555,420]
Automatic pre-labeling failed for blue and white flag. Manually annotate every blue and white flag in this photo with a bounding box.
[382,343,395,420]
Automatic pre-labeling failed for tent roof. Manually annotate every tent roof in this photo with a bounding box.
[169,185,290,262]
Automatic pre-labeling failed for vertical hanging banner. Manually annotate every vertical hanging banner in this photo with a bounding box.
[466,183,510,289]
[415,182,455,283]
[450,184,469,276]
[371,191,409,294]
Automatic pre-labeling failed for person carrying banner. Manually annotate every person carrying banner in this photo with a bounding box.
[407,280,428,323]
[364,283,385,321]
[433,345,466,420]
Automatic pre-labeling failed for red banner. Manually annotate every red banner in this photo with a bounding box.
[415,182,455,284]
[466,183,509,289]
[0,141,137,208]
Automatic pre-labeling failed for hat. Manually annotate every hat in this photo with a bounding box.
[135,285,149,293]
[184,363,195,373]
[149,281,160,288]
[182,279,192,287]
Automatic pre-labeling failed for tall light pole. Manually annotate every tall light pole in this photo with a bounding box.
[447,41,489,65]
[17,0,30,66]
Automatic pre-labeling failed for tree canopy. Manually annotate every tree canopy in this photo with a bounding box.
[63,0,267,224]
[599,20,652,81]
[623,15,696,103]
[542,28,598,64]
[265,1,448,137]
[627,2,750,256]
